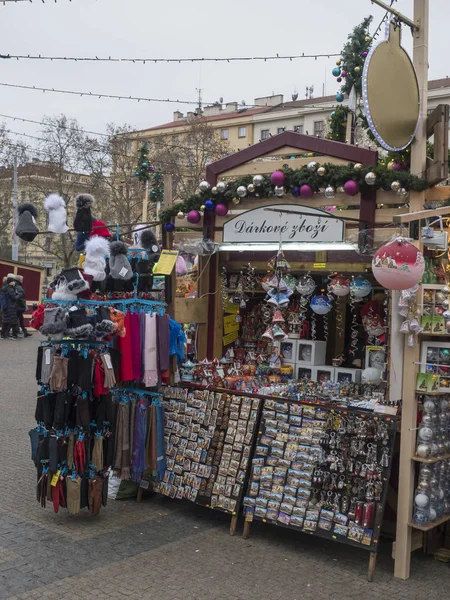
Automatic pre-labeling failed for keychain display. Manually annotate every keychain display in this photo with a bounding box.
[243,398,396,550]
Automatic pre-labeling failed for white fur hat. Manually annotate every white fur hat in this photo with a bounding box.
[83,235,110,281]
[44,194,69,234]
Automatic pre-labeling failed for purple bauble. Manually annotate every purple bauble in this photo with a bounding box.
[341,70,347,77]
[392,163,401,171]
[300,185,313,199]
[187,210,201,224]
[337,77,342,83]
[215,203,229,217]
[165,222,175,232]
[362,51,368,57]
[292,186,300,197]
[343,180,360,197]
[271,170,285,187]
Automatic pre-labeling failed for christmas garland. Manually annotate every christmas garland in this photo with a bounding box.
[159,161,429,226]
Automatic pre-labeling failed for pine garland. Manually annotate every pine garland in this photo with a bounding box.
[339,17,373,96]
[327,106,350,142]
[160,162,429,224]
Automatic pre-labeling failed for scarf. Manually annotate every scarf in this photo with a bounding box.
[130,312,142,381]
[131,399,148,481]
[143,313,158,387]
[118,312,134,382]
[146,403,158,473]
[155,401,167,482]
[113,402,130,480]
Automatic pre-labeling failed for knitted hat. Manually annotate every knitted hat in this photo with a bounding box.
[73,194,94,233]
[16,203,39,242]
[83,235,110,281]
[40,307,68,339]
[61,267,90,294]
[44,194,69,234]
[75,231,90,252]
[140,229,160,254]
[109,241,133,280]
[91,220,111,239]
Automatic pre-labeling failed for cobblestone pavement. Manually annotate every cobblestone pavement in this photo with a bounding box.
[1,336,450,599]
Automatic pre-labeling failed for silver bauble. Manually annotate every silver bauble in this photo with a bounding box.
[200,205,205,211]
[443,299,449,309]
[391,181,401,192]
[211,186,218,195]
[253,175,264,187]
[247,183,255,193]
[325,186,335,199]
[397,187,408,198]
[216,181,227,193]
[177,211,185,219]
[418,426,434,441]
[365,171,377,186]
[317,166,326,176]
[232,197,240,205]
[354,163,363,171]
[199,180,210,192]
[236,185,247,198]
[442,310,450,321]
[443,286,450,294]
[416,443,431,458]
[274,186,284,197]
[307,161,318,172]
[337,186,345,193]
[436,291,447,304]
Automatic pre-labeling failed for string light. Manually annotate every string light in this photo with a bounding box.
[0,51,341,64]
[1,0,73,3]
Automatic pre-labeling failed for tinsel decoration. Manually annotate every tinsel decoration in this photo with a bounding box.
[349,292,359,356]
[323,313,329,342]
[311,313,317,341]
[221,267,229,312]
[335,300,344,340]
[245,263,257,295]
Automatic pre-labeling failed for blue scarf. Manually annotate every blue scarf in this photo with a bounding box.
[131,399,148,481]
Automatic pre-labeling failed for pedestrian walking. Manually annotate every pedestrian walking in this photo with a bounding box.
[14,275,32,337]
[0,274,20,340]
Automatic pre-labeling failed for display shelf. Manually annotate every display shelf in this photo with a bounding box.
[408,513,450,532]
[415,390,450,396]
[419,333,449,337]
[411,453,450,464]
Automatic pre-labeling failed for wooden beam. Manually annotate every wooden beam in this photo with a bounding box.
[425,186,450,202]
[426,104,449,185]
[393,205,450,224]
[219,156,348,178]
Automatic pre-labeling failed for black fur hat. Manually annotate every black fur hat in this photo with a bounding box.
[141,229,160,253]
[75,194,94,209]
[73,194,94,233]
[16,203,39,242]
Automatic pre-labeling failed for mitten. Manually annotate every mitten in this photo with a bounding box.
[66,476,81,515]
[91,436,104,472]
[101,354,116,389]
[88,477,104,515]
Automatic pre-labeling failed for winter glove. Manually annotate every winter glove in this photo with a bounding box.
[88,477,104,515]
[66,476,81,515]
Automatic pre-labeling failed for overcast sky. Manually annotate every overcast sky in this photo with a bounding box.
[0,0,448,145]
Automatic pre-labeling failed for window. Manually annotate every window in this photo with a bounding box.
[261,129,270,140]
[221,129,229,140]
[238,127,246,138]
[277,127,285,134]
[314,121,325,137]
[294,125,303,134]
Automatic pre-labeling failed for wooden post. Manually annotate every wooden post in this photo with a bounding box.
[394,0,429,581]
[142,180,149,222]
[367,552,377,582]
[229,514,239,536]
[242,521,251,540]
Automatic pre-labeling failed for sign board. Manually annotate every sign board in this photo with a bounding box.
[222,204,344,244]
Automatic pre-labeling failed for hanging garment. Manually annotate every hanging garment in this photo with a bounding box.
[139,311,146,377]
[51,478,66,513]
[49,356,69,392]
[40,347,55,385]
[88,477,104,515]
[114,402,130,480]
[143,314,158,387]
[169,317,186,363]
[117,312,134,382]
[91,435,104,472]
[100,353,116,389]
[66,476,81,515]
[155,401,167,481]
[129,399,136,466]
[156,314,170,372]
[130,312,142,381]
[36,346,43,382]
[131,399,148,481]
[93,359,108,397]
[146,403,157,474]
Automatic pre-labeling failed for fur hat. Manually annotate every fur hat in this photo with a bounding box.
[44,194,69,234]
[83,235,110,281]
[73,194,94,234]
[16,203,39,242]
[109,241,133,280]
[140,229,160,253]
[91,220,111,239]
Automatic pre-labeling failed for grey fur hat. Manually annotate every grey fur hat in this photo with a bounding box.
[16,203,39,242]
[109,241,133,280]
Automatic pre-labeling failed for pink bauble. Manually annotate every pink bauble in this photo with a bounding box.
[187,210,201,224]
[372,237,425,290]
[215,203,229,216]
[392,163,401,171]
[271,170,285,187]
[343,180,360,197]
[300,184,313,199]
[329,275,350,297]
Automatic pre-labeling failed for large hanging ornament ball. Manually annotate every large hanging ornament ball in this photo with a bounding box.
[343,180,360,197]
[365,171,377,186]
[253,174,264,187]
[215,203,229,217]
[232,197,240,205]
[204,199,215,210]
[199,180,210,192]
[336,93,344,103]
[292,186,300,197]
[391,180,401,192]
[354,66,361,74]
[247,183,255,193]
[187,210,201,224]
[177,211,185,219]
[310,294,333,315]
[211,186,218,195]
[300,184,313,199]
[372,237,425,290]
[236,185,247,198]
[341,70,347,77]
[271,170,285,187]
[317,166,326,176]
[397,188,409,198]
[216,181,227,193]
[296,275,317,296]
[325,186,335,199]
[164,222,175,232]
[329,274,350,297]
[414,491,430,507]
[361,367,382,386]
[351,276,372,298]
[307,161,318,172]
[332,67,341,77]
[274,186,284,197]
[354,163,363,171]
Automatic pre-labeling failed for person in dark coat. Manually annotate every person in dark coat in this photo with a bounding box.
[1,275,20,339]
[13,275,31,337]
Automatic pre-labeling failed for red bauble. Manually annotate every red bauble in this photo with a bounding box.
[372,237,425,290]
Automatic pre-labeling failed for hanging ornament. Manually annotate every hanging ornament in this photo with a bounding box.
[337,186,345,193]
[307,161,318,172]
[245,263,257,294]
[272,309,285,323]
[387,161,395,171]
[317,166,326,176]
[300,184,313,199]
[354,66,361,73]
[262,327,274,340]
[204,200,215,210]
[200,204,206,211]
[296,274,316,296]
[336,93,344,103]
[336,59,342,66]
[362,368,382,386]
[332,67,341,77]
[324,313,329,342]
[271,171,285,187]
[337,77,342,83]
[311,313,317,341]
[343,180,359,196]
[328,274,350,297]
[211,186,218,195]
[177,211,185,219]
[310,294,333,315]
[353,164,363,171]
[391,181,401,192]
[372,237,425,290]
[341,70,347,77]
[292,186,300,197]
[325,186,335,199]
[215,203,229,216]
[253,175,264,187]
[349,293,359,357]
[350,276,372,299]
[397,188,409,198]
[164,222,175,232]
[247,183,255,193]
[236,186,247,198]
[216,181,227,193]
[187,210,201,224]
[232,197,240,205]
[365,172,377,186]
[274,186,284,197]
[199,180,210,192]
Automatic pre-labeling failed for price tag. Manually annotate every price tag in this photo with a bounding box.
[50,470,60,487]
[119,267,129,278]
[45,349,51,365]
[104,354,113,370]
[139,479,150,489]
